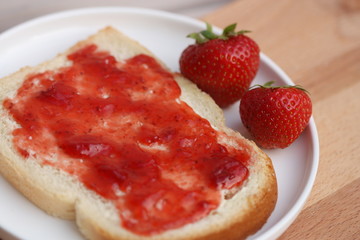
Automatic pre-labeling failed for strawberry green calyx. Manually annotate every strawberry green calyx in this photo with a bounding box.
[222,23,251,38]
[187,22,251,44]
[250,81,310,94]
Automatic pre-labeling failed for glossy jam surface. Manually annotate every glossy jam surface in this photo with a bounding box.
[3,45,250,235]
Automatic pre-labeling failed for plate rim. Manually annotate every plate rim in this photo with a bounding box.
[0,6,319,240]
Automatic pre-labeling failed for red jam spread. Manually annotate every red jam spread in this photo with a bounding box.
[3,44,250,235]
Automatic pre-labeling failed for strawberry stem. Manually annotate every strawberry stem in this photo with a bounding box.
[250,81,310,94]
[201,23,218,40]
[187,22,250,44]
[263,81,275,88]
[187,33,207,44]
[222,23,237,36]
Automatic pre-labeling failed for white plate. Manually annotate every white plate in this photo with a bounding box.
[0,7,319,240]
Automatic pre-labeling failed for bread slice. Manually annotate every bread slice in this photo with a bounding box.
[0,26,277,240]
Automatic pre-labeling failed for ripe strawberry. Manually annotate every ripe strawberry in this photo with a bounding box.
[179,23,260,107]
[240,81,312,149]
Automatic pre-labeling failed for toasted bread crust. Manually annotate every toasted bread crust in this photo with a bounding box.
[0,27,277,240]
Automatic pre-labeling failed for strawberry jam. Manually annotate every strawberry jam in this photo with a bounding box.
[3,44,250,235]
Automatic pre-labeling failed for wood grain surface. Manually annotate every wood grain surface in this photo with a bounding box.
[203,0,360,239]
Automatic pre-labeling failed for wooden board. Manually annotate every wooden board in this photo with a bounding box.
[203,0,360,239]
